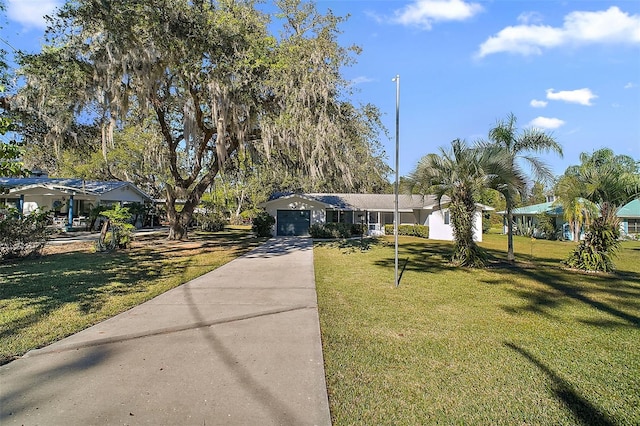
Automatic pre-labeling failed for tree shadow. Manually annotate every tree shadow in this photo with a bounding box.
[373,239,477,278]
[0,230,266,364]
[347,236,640,326]
[315,237,384,253]
[0,346,112,421]
[243,237,312,258]
[504,342,616,426]
[479,245,640,328]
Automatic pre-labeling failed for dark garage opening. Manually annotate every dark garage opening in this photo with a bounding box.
[277,210,311,236]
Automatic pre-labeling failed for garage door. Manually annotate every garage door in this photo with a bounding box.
[277,210,311,236]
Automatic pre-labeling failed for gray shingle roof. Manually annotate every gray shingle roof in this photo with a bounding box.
[269,193,450,211]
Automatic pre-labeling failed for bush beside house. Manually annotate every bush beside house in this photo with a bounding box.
[383,224,429,238]
[309,223,366,239]
[252,211,275,237]
[0,207,51,259]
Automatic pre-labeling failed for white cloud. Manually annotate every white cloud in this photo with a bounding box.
[625,82,637,89]
[393,0,483,30]
[528,117,565,129]
[7,0,62,29]
[546,88,597,106]
[530,99,548,108]
[517,11,544,25]
[351,76,375,85]
[477,6,640,58]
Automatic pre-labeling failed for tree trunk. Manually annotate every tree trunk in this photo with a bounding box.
[506,206,515,262]
[166,199,194,240]
[167,215,189,240]
[165,171,218,240]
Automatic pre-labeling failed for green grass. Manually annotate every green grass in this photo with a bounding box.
[315,234,640,425]
[0,226,266,365]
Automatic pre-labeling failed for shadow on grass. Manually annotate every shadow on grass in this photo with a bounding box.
[315,237,383,253]
[505,342,616,426]
[480,245,640,327]
[372,239,460,277]
[0,229,265,364]
[348,236,640,326]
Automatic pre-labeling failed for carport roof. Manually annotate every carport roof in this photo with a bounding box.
[618,199,640,218]
[0,177,152,201]
[500,201,564,216]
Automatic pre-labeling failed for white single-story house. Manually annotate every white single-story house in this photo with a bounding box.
[0,177,153,229]
[260,193,492,242]
[500,198,640,239]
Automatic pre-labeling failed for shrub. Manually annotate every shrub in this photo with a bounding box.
[384,224,429,239]
[96,205,135,251]
[252,211,275,237]
[413,225,429,238]
[564,217,620,272]
[0,207,51,259]
[88,205,109,231]
[194,210,226,232]
[309,223,348,239]
[482,214,491,234]
[350,223,366,236]
[537,212,558,241]
[309,223,367,239]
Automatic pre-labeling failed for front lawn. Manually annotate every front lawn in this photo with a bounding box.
[0,227,266,365]
[315,234,640,425]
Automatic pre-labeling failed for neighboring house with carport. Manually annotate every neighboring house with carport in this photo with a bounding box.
[260,193,492,242]
[500,201,569,239]
[500,198,640,240]
[0,177,153,229]
[618,199,640,237]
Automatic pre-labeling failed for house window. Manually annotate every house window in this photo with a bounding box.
[628,219,640,234]
[326,210,338,223]
[444,210,450,225]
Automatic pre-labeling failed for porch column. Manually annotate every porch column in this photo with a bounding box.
[19,194,24,216]
[67,194,74,230]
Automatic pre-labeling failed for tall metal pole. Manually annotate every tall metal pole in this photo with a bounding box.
[393,75,400,288]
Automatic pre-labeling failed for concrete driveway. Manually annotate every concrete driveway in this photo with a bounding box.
[0,237,331,425]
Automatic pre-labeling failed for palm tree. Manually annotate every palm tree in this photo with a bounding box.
[554,173,597,242]
[406,139,493,267]
[565,148,640,271]
[486,113,562,262]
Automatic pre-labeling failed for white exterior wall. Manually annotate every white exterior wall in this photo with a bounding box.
[263,197,326,236]
[428,209,453,241]
[473,211,483,242]
[427,209,483,242]
[100,186,148,204]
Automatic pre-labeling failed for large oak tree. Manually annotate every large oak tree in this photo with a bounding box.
[16,0,389,239]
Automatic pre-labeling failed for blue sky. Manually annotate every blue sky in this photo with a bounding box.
[2,0,639,182]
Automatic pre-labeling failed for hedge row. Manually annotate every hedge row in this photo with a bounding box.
[309,223,366,239]
[383,224,429,239]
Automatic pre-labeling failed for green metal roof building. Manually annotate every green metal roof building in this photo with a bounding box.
[499,199,640,239]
